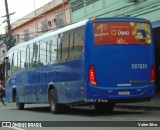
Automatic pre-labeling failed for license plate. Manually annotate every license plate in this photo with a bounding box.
[118,91,130,95]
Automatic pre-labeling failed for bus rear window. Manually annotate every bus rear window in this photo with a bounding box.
[94,22,151,45]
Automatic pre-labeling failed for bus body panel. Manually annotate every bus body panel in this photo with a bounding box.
[86,83,155,102]
[93,45,152,87]
[85,18,155,102]
[5,55,85,104]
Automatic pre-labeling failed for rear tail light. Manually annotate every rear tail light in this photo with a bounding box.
[150,64,155,83]
[88,65,98,86]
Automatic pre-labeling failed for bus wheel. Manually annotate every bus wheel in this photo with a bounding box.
[49,89,61,114]
[94,103,115,113]
[49,89,68,114]
[15,93,24,110]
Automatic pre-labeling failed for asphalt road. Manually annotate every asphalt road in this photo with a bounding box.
[0,103,160,130]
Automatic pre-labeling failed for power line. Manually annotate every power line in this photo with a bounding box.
[0,20,6,26]
[115,0,159,16]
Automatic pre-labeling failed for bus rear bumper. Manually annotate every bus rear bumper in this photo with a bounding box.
[86,83,155,103]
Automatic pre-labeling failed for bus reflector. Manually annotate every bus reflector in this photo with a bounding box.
[150,64,155,83]
[88,65,98,86]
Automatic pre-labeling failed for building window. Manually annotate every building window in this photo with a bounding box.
[23,29,30,42]
[56,13,64,27]
[86,0,99,6]
[2,50,6,54]
[71,0,99,12]
[71,0,84,12]
[41,20,48,32]
[16,34,20,43]
[35,25,38,33]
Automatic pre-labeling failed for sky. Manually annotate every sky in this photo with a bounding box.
[0,0,52,34]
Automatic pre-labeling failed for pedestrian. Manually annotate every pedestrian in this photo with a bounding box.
[0,79,6,106]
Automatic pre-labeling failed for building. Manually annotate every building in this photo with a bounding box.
[69,0,160,23]
[11,0,71,44]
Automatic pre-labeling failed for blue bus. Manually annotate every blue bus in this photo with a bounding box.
[4,17,155,114]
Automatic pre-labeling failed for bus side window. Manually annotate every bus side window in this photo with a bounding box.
[13,50,18,72]
[36,41,43,66]
[57,34,62,62]
[73,27,84,58]
[49,35,58,63]
[50,35,57,64]
[6,52,12,77]
[11,52,14,73]
[46,38,51,65]
[40,40,47,65]
[30,43,39,67]
[4,57,11,81]
[70,32,75,60]
[17,51,21,69]
[69,26,84,60]
[25,46,30,68]
[20,48,26,69]
[46,41,49,64]
[62,33,70,62]
[49,41,52,63]
[28,44,34,68]
[34,43,39,66]
[17,50,25,69]
[48,39,56,64]
[4,51,13,75]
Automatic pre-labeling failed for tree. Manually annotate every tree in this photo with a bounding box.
[3,33,16,50]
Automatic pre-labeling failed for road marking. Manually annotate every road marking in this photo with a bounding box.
[7,127,25,130]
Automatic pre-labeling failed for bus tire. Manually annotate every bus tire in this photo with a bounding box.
[15,92,24,110]
[49,89,68,114]
[94,103,115,113]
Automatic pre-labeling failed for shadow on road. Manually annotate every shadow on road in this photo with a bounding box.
[19,105,146,117]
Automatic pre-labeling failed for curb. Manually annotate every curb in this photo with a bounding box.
[116,104,160,111]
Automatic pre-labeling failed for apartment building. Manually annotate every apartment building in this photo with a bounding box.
[12,0,71,44]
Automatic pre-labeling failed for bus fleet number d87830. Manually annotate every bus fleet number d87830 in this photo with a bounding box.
[131,64,147,70]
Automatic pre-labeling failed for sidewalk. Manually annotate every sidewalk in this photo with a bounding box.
[116,89,160,110]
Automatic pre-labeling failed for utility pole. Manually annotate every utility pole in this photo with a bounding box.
[4,0,11,34]
[3,0,15,50]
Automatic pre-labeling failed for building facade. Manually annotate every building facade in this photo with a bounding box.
[12,0,71,44]
[69,0,160,23]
